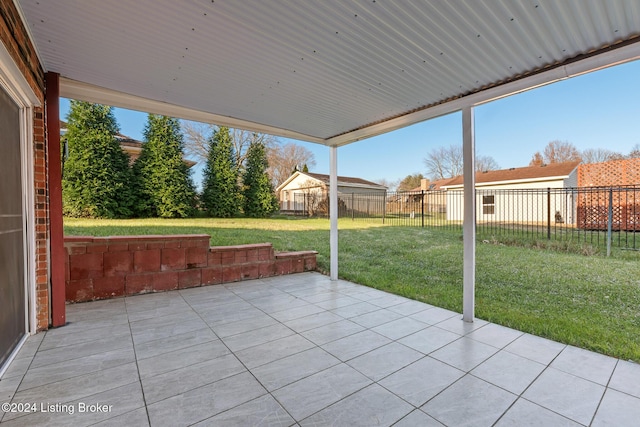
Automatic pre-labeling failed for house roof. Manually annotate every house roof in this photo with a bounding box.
[19,1,640,147]
[59,120,195,167]
[276,171,387,192]
[443,161,581,188]
[304,172,386,188]
[60,120,141,145]
[409,178,456,192]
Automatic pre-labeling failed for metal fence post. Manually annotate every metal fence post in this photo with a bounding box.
[607,188,613,257]
[547,187,551,240]
[421,190,425,228]
[382,192,386,224]
[351,193,355,221]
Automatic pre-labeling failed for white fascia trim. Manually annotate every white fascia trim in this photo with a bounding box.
[0,42,41,106]
[275,171,309,193]
[291,185,324,191]
[443,175,569,189]
[328,41,640,147]
[336,183,387,191]
[59,78,327,145]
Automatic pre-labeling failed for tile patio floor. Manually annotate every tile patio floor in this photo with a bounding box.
[1,272,639,426]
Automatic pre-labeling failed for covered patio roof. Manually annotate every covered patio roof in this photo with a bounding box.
[18,0,640,146]
[15,0,640,322]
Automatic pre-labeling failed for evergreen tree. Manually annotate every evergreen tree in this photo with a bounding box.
[201,126,240,217]
[242,141,279,217]
[301,164,309,173]
[133,115,196,218]
[62,101,135,218]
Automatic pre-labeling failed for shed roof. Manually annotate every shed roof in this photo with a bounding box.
[18,1,640,146]
[443,161,580,187]
[277,171,386,192]
[304,172,386,188]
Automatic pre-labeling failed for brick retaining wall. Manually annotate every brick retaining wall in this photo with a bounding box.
[64,235,317,302]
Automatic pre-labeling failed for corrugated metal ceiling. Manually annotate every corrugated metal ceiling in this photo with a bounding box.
[17,0,640,145]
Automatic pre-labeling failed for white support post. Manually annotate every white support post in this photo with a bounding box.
[462,106,476,322]
[329,146,338,281]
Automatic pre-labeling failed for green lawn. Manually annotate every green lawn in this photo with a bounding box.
[64,217,640,362]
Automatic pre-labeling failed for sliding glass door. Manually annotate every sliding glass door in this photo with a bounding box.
[0,84,26,368]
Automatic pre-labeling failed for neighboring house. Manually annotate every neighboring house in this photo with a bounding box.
[573,158,640,230]
[277,171,387,215]
[441,161,580,223]
[401,159,638,229]
[60,120,195,167]
[404,177,455,214]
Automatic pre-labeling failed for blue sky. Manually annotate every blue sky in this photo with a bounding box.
[60,59,639,186]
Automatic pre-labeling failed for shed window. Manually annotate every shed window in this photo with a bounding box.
[482,195,495,215]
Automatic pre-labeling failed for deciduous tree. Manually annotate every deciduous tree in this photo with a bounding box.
[182,121,278,168]
[543,140,582,163]
[628,144,640,159]
[580,148,624,164]
[423,144,499,180]
[476,155,500,173]
[530,140,582,165]
[374,178,399,192]
[529,152,544,166]
[266,142,316,188]
[62,101,135,218]
[398,174,425,191]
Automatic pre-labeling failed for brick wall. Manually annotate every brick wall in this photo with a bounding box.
[34,106,48,329]
[577,158,640,187]
[1,0,49,329]
[576,159,640,231]
[0,0,45,95]
[64,235,317,303]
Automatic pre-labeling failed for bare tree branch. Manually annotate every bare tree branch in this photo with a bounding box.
[529,140,582,165]
[581,148,624,164]
[374,178,400,192]
[231,128,278,168]
[266,142,316,188]
[423,144,498,180]
[182,121,211,163]
[182,120,316,189]
[542,140,582,164]
[476,156,500,173]
[182,121,280,169]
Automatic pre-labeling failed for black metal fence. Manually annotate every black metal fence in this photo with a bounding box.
[283,186,640,251]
